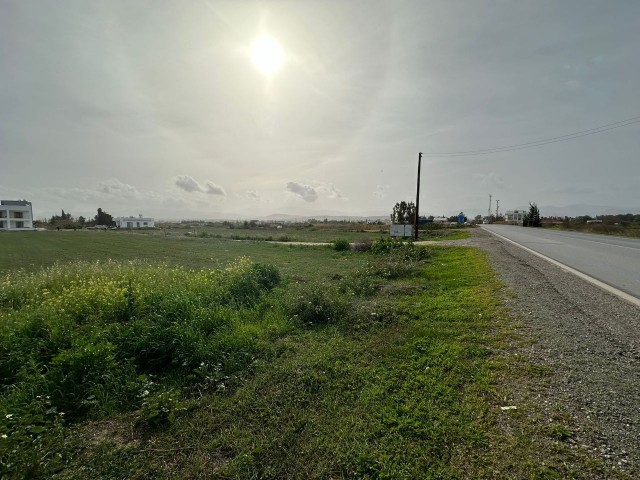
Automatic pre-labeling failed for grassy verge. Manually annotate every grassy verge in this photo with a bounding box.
[419,229,471,241]
[1,237,618,478]
[544,223,640,238]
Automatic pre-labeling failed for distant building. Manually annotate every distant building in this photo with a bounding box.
[0,200,34,230]
[505,210,524,225]
[115,214,155,229]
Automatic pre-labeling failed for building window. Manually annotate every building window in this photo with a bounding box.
[127,222,133,228]
[13,212,23,219]
[143,222,148,226]
[15,221,24,228]
[0,211,6,218]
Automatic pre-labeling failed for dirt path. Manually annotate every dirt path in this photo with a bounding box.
[464,229,640,477]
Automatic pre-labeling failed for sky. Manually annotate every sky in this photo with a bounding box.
[1,0,639,220]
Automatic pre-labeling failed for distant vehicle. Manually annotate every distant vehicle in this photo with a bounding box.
[482,219,489,224]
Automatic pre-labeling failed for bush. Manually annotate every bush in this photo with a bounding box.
[137,388,184,430]
[371,237,395,255]
[0,259,283,424]
[45,342,140,420]
[332,239,351,251]
[352,240,372,252]
[371,238,429,261]
[281,282,351,326]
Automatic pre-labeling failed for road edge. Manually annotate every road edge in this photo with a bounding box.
[481,227,640,308]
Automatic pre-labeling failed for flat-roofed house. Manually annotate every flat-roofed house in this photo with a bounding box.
[505,210,524,225]
[0,200,34,230]
[115,214,155,229]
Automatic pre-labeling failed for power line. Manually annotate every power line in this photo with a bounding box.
[422,116,640,157]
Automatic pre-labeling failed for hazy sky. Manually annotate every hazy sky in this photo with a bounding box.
[1,0,639,220]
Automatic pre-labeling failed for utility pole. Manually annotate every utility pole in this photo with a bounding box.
[495,199,500,219]
[488,194,492,218]
[414,152,422,240]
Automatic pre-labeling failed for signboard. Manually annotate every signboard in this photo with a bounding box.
[390,224,414,237]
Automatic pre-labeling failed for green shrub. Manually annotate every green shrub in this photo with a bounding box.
[371,237,395,255]
[0,258,283,428]
[281,282,351,326]
[332,239,351,251]
[45,342,140,420]
[137,388,184,430]
[371,238,429,261]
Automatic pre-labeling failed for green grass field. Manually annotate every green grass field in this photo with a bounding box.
[0,231,370,279]
[0,230,617,478]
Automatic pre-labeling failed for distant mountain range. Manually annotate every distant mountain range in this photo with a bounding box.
[263,213,389,222]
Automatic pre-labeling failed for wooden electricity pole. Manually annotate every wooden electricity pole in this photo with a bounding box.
[414,152,422,240]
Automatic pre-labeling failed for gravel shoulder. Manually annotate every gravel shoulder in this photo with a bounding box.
[457,229,640,477]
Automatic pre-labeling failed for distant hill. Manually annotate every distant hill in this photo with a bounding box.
[264,213,389,222]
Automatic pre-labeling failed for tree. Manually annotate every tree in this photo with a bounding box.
[94,208,115,227]
[49,209,76,229]
[390,201,416,224]
[522,203,541,227]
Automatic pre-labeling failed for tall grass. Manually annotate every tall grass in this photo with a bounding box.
[1,246,431,476]
[0,258,289,474]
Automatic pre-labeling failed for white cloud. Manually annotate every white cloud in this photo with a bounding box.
[316,182,345,200]
[205,181,226,196]
[286,182,318,202]
[246,190,264,201]
[175,175,226,196]
[175,175,202,193]
[97,178,140,199]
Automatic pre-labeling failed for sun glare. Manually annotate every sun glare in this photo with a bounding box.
[251,36,284,75]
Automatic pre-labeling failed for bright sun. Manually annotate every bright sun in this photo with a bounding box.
[251,36,284,75]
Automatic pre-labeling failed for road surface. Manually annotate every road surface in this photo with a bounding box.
[481,225,640,301]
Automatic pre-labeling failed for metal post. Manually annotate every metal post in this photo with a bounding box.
[414,152,422,240]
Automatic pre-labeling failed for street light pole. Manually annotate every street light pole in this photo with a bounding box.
[414,152,422,241]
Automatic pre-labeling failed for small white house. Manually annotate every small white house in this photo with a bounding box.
[505,210,524,225]
[115,214,155,229]
[0,200,34,230]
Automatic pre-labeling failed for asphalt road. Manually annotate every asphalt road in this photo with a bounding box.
[480,225,640,300]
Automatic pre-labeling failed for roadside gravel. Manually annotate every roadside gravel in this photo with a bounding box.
[457,229,639,477]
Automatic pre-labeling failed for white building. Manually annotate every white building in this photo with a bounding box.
[0,200,34,230]
[505,210,524,225]
[115,214,155,229]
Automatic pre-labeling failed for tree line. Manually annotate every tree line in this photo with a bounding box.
[46,208,115,229]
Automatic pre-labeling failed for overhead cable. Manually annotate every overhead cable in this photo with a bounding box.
[422,116,640,157]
